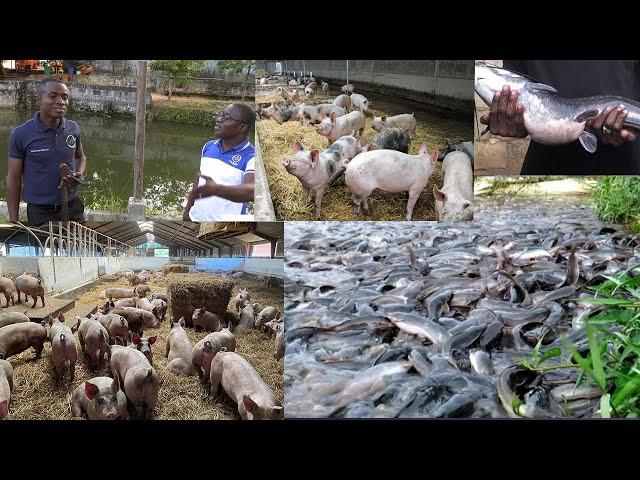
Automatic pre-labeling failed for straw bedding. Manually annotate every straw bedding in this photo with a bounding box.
[162,264,190,274]
[6,274,283,420]
[167,273,234,321]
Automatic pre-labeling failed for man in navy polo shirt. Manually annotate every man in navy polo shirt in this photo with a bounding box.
[7,77,87,224]
[183,103,255,221]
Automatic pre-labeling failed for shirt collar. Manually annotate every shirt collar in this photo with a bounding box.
[34,111,66,132]
[217,138,249,154]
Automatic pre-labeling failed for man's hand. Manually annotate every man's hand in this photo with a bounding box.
[585,104,638,148]
[193,175,219,198]
[479,85,528,138]
[61,171,82,187]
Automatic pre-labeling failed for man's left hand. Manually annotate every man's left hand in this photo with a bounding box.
[585,104,638,148]
[61,171,83,187]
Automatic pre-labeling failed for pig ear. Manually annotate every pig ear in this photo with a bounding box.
[319,111,326,120]
[58,313,65,322]
[310,150,320,168]
[133,333,141,345]
[149,336,157,345]
[242,395,260,414]
[84,382,100,400]
[430,149,439,165]
[0,400,8,419]
[179,317,185,328]
[330,112,336,123]
[418,143,429,156]
[462,200,473,209]
[381,116,386,122]
[111,374,120,394]
[293,140,303,152]
[433,185,446,201]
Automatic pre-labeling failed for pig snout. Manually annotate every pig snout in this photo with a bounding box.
[106,411,117,420]
[282,157,290,168]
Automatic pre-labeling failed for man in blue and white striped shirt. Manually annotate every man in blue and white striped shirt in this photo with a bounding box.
[184,103,255,221]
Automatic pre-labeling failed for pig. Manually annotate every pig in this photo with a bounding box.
[255,306,280,329]
[259,78,266,86]
[306,81,317,90]
[152,299,168,321]
[191,329,237,381]
[99,300,116,314]
[371,113,417,138]
[192,308,223,332]
[341,84,354,95]
[151,293,168,303]
[0,358,13,419]
[0,277,15,308]
[260,102,298,124]
[350,93,370,114]
[304,85,315,99]
[288,79,298,86]
[333,94,352,112]
[113,298,136,309]
[235,288,250,312]
[433,151,474,221]
[71,375,128,420]
[113,306,157,330]
[131,333,157,365]
[438,139,474,164]
[135,295,162,322]
[110,344,159,419]
[15,273,45,308]
[0,322,47,360]
[281,137,363,216]
[274,327,285,361]
[321,82,329,95]
[46,313,79,382]
[315,111,366,146]
[165,318,196,376]
[0,312,30,329]
[345,144,438,221]
[264,318,283,339]
[368,127,412,154]
[298,104,347,127]
[208,352,284,420]
[236,301,258,332]
[98,314,130,345]
[102,285,150,300]
[280,88,299,103]
[126,272,144,286]
[77,318,110,370]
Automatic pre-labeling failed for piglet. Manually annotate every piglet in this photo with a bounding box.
[165,318,196,376]
[151,293,168,303]
[71,375,128,420]
[236,301,258,332]
[131,333,157,365]
[191,329,237,381]
[315,111,366,146]
[110,345,159,419]
[47,313,78,382]
[321,82,329,95]
[350,93,370,114]
[135,295,162,322]
[255,307,280,329]
[0,322,47,360]
[0,312,30,329]
[15,272,45,308]
[434,151,473,221]
[98,314,130,345]
[77,318,110,370]
[0,359,13,420]
[209,352,284,420]
[152,299,168,321]
[333,94,351,112]
[192,308,223,332]
[0,277,15,308]
[260,103,298,124]
[114,306,157,330]
[368,128,411,154]
[345,144,438,221]
[372,113,417,138]
[341,84,354,95]
[235,288,250,312]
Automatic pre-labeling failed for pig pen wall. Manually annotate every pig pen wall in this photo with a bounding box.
[195,258,284,278]
[256,60,473,110]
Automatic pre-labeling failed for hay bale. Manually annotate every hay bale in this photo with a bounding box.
[162,264,190,275]
[168,274,234,322]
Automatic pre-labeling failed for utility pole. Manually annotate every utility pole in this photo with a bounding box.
[129,60,148,220]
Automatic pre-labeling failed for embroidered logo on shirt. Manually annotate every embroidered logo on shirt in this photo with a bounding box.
[66,135,77,148]
[231,154,242,165]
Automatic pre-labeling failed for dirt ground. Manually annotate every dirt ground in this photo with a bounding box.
[6,273,283,420]
[256,87,471,221]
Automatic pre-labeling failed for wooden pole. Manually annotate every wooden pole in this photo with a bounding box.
[133,60,148,200]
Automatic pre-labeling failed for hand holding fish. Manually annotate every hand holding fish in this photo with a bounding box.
[584,104,638,148]
[479,85,528,138]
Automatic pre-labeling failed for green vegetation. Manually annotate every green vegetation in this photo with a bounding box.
[150,60,206,98]
[521,265,640,417]
[152,103,226,127]
[591,177,640,231]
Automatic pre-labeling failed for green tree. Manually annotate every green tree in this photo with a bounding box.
[216,60,254,100]
[149,60,206,99]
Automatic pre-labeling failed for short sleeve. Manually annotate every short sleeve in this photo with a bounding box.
[8,128,24,159]
[244,156,255,174]
[75,129,82,151]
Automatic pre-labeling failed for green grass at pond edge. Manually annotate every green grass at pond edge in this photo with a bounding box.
[592,177,640,232]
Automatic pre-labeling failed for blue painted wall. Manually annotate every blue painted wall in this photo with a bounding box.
[195,258,243,271]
